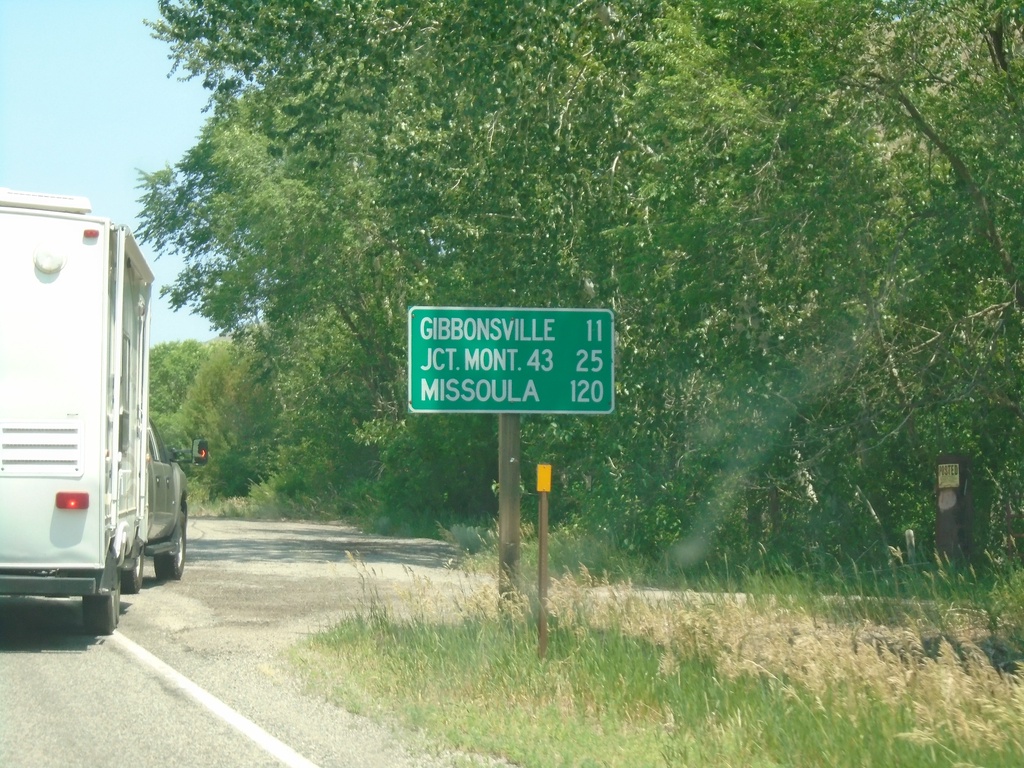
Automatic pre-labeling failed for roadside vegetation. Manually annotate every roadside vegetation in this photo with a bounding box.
[144,1,1024,580]
[142,4,1024,761]
[294,533,1024,767]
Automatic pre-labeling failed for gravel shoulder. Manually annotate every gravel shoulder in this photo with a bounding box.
[119,515,505,768]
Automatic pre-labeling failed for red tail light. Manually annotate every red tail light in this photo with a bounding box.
[56,492,89,510]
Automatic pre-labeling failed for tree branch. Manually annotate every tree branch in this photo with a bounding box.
[868,73,1024,311]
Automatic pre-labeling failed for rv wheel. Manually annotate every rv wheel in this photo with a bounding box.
[120,550,144,594]
[83,587,120,636]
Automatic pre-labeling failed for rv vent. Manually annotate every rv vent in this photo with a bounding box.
[0,421,85,477]
[0,188,92,214]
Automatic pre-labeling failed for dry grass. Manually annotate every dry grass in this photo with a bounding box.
[555,573,1024,758]
[296,556,1024,766]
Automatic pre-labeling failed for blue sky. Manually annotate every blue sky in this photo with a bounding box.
[0,0,216,344]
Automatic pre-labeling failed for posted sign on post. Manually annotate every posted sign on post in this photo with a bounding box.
[407,306,614,414]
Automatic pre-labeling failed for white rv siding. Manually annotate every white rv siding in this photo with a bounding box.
[0,209,109,569]
[0,201,152,577]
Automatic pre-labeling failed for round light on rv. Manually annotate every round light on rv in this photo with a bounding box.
[33,247,66,274]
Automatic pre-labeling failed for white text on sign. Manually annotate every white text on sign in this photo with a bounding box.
[407,307,614,414]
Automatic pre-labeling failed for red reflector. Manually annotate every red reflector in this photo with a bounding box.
[56,492,90,510]
[83,228,100,239]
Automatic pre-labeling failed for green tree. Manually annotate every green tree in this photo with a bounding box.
[618,0,1024,563]
[142,0,1024,568]
[181,339,278,499]
[149,339,212,447]
[143,0,660,514]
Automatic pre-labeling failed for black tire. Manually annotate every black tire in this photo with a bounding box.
[120,549,144,594]
[154,515,186,581]
[83,586,120,635]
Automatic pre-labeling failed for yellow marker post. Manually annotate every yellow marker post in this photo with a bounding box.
[537,463,552,658]
[537,463,552,493]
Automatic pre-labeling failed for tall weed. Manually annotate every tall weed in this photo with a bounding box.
[297,558,1024,767]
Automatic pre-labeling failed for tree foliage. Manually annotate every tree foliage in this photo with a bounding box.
[181,339,278,498]
[141,0,1024,570]
[149,339,211,447]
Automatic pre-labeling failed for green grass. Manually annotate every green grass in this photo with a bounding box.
[293,552,1024,767]
[197,500,1024,764]
[193,489,366,523]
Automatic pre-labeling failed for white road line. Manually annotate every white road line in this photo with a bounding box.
[111,631,320,768]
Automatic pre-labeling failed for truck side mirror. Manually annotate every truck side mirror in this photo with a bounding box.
[192,438,209,466]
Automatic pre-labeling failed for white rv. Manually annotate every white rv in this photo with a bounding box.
[0,188,154,634]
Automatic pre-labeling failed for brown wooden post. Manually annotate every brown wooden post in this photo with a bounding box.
[537,463,551,659]
[498,413,521,598]
[935,454,973,563]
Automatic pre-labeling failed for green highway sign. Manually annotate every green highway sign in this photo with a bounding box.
[407,306,615,414]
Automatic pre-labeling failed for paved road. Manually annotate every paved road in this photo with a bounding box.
[0,517,500,768]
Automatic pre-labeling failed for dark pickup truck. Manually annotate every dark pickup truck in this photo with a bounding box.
[119,422,208,594]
